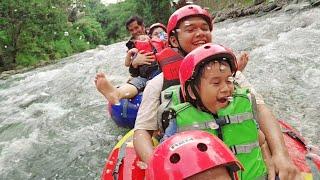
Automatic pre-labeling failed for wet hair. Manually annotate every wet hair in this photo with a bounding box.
[125,16,144,30]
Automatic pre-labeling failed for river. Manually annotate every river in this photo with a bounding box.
[0,3,319,179]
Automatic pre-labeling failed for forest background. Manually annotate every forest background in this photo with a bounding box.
[0,0,285,72]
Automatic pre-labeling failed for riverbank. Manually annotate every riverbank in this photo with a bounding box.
[0,45,106,80]
[0,60,59,80]
[214,0,320,22]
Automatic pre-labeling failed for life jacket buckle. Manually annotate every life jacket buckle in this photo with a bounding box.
[164,91,173,99]
[215,116,230,126]
[207,121,219,130]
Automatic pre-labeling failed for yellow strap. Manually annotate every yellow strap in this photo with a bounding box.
[302,172,313,180]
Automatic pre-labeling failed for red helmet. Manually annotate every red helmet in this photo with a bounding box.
[167,5,213,36]
[146,130,243,180]
[149,23,166,34]
[179,43,238,100]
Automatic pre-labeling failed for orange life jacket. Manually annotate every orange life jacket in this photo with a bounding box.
[132,39,166,79]
[155,48,184,90]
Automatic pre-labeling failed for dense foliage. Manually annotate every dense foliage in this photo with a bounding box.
[0,0,172,71]
[0,0,266,72]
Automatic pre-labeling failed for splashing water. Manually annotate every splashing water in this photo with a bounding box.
[0,4,320,179]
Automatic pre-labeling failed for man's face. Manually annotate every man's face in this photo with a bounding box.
[127,21,145,39]
[170,16,212,53]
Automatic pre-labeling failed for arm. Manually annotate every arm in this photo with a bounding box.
[124,53,132,67]
[237,72,301,180]
[129,51,155,77]
[133,74,163,163]
[124,48,138,67]
[237,51,249,72]
[131,51,155,68]
[257,105,301,180]
[258,130,275,179]
[133,129,154,163]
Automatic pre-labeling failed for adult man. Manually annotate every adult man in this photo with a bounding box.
[125,16,147,50]
[95,15,156,105]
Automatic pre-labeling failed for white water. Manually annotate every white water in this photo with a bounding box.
[0,4,319,179]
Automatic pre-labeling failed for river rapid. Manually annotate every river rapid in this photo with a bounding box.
[0,3,319,179]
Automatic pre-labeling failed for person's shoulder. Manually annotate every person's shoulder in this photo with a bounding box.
[150,73,164,84]
[144,73,164,92]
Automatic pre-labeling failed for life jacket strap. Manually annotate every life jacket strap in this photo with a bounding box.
[227,113,253,124]
[230,141,259,155]
[177,113,253,132]
[158,54,182,67]
[250,92,259,124]
[177,120,217,132]
[122,99,129,118]
[157,91,174,133]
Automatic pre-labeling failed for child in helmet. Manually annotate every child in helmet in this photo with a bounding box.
[148,23,168,41]
[146,130,243,180]
[133,4,299,180]
[125,23,167,67]
[162,43,272,179]
[127,23,168,78]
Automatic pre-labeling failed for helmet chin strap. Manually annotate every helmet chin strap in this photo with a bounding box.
[173,31,189,56]
[190,83,211,114]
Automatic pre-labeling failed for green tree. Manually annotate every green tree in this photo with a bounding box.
[135,0,172,26]
[0,0,173,71]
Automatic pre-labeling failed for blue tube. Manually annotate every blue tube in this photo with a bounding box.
[108,93,142,129]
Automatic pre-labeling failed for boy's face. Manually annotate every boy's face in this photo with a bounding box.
[127,21,145,39]
[170,16,212,53]
[197,61,234,114]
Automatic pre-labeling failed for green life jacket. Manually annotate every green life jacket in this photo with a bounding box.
[168,87,267,180]
[157,85,182,133]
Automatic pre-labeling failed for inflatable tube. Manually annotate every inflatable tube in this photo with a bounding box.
[101,121,320,180]
[101,130,144,180]
[101,130,158,180]
[108,93,142,129]
[279,120,320,179]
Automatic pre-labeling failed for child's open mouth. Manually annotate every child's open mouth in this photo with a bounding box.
[217,96,233,103]
[217,97,228,103]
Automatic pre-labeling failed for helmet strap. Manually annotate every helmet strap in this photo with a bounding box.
[227,166,237,180]
[172,30,189,56]
[190,82,211,113]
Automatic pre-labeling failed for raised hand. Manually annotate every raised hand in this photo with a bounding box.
[237,51,249,72]
[131,50,155,68]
